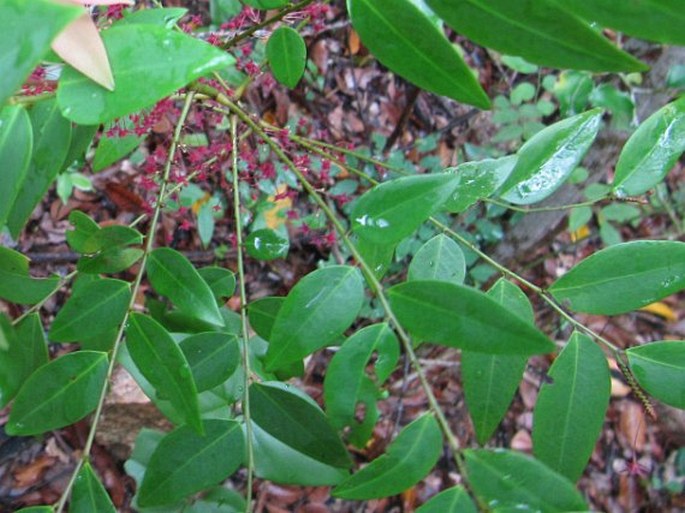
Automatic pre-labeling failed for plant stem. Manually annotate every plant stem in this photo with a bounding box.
[11,270,77,326]
[484,196,605,213]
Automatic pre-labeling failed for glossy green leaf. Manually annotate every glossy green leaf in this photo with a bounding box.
[500,109,603,205]
[15,507,54,513]
[198,266,236,301]
[179,332,239,391]
[416,486,477,513]
[242,0,289,8]
[333,414,442,499]
[119,7,188,28]
[250,382,351,468]
[66,210,99,253]
[6,351,108,436]
[426,0,647,72]
[627,341,685,409]
[408,234,466,285]
[126,313,203,434]
[267,26,306,89]
[92,130,144,172]
[389,280,554,355]
[50,278,131,342]
[245,228,290,260]
[248,296,284,340]
[57,24,234,125]
[548,240,685,315]
[71,461,116,513]
[533,332,610,481]
[147,248,223,326]
[464,449,588,512]
[264,266,364,369]
[0,106,33,227]
[0,246,60,305]
[355,236,395,280]
[77,247,144,274]
[324,323,400,446]
[351,174,460,244]
[62,124,98,173]
[462,279,532,445]
[612,96,685,196]
[0,0,81,105]
[138,420,244,507]
[443,156,516,213]
[67,214,142,255]
[347,0,489,108]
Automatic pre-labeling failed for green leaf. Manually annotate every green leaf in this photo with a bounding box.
[627,341,685,409]
[443,156,516,213]
[332,414,442,499]
[93,130,145,172]
[408,234,466,285]
[250,382,351,468]
[147,248,223,326]
[242,0,289,8]
[15,507,54,513]
[462,279,532,445]
[416,486,477,513]
[66,210,100,253]
[0,0,81,105]
[264,266,364,370]
[426,0,647,73]
[50,278,131,342]
[346,0,489,108]
[568,206,593,233]
[179,332,240,392]
[388,280,554,355]
[464,449,588,512]
[612,96,685,196]
[548,240,685,315]
[62,124,98,173]
[351,174,460,244]
[77,247,144,274]
[138,420,244,507]
[119,7,188,28]
[126,313,203,434]
[6,351,108,436]
[355,236,395,280]
[245,228,290,260]
[533,332,610,482]
[248,296,284,340]
[57,24,234,125]
[0,246,60,305]
[553,71,593,116]
[71,461,116,513]
[267,26,307,89]
[83,224,143,254]
[198,266,236,301]
[499,109,603,205]
[0,106,33,227]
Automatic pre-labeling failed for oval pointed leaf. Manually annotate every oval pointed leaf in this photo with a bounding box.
[548,240,685,315]
[533,332,610,482]
[264,266,364,370]
[627,341,685,409]
[333,414,442,499]
[147,248,223,326]
[198,266,236,301]
[408,234,466,284]
[389,280,554,355]
[57,24,234,125]
[245,228,290,260]
[248,296,284,340]
[71,461,116,513]
[0,106,33,226]
[179,332,239,391]
[267,26,306,89]
[0,246,60,305]
[352,174,460,244]
[138,420,244,507]
[126,313,202,434]
[6,351,108,436]
[77,247,144,274]
[443,155,516,213]
[464,449,588,512]
[612,96,685,196]
[347,0,489,108]
[426,0,647,72]
[500,109,603,205]
[416,486,477,513]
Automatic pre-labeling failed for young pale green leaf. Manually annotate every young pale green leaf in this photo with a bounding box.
[50,278,131,342]
[71,461,116,513]
[416,486,477,513]
[443,156,516,213]
[533,332,610,482]
[464,449,588,512]
[250,382,351,468]
[499,109,603,205]
[612,96,685,196]
[462,279,532,445]
[548,241,685,315]
[0,246,60,305]
[179,332,240,391]
[388,280,554,355]
[138,420,244,507]
[245,228,290,260]
[0,106,33,227]
[147,248,223,326]
[408,234,466,285]
[333,414,442,499]
[264,266,363,370]
[6,351,108,436]
[77,247,144,274]
[346,0,489,108]
[242,0,289,8]
[126,313,203,434]
[57,24,234,125]
[351,174,460,244]
[267,26,307,89]
[627,341,685,409]
[198,266,236,301]
[248,296,284,340]
[324,323,400,447]
[426,0,647,72]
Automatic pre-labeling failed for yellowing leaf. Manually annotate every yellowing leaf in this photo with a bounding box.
[264,184,292,230]
[639,301,677,322]
[570,224,590,242]
[191,192,211,215]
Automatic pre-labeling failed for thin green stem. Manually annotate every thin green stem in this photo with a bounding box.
[484,196,605,213]
[11,270,77,326]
